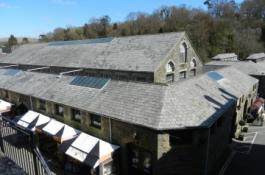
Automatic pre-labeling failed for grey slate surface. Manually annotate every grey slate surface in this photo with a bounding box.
[0,32,184,72]
[205,61,265,76]
[212,53,237,60]
[257,60,265,69]
[246,53,265,60]
[215,67,258,97]
[0,67,257,130]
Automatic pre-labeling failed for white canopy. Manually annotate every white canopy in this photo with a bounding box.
[41,119,79,143]
[16,110,50,131]
[0,99,12,113]
[64,132,119,168]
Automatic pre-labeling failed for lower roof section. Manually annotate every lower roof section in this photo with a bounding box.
[0,67,258,130]
[205,60,265,76]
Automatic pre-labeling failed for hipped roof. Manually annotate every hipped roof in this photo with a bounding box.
[0,67,257,130]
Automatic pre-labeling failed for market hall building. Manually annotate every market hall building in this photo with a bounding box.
[0,32,259,175]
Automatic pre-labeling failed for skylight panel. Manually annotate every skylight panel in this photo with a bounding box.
[207,71,224,81]
[70,76,109,89]
[4,69,20,76]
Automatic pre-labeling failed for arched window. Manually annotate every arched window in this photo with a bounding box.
[180,42,188,63]
[166,61,175,73]
[190,59,197,68]
[190,59,197,77]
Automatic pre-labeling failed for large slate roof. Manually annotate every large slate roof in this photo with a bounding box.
[0,32,184,72]
[0,67,256,130]
[205,61,265,76]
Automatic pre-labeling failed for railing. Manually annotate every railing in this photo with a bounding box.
[34,147,53,175]
[0,116,53,175]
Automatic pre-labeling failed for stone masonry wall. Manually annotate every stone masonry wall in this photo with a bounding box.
[154,33,203,84]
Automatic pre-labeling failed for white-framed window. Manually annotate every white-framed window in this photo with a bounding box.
[166,61,175,73]
[190,58,197,68]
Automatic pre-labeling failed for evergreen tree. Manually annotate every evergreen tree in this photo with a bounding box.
[7,35,18,46]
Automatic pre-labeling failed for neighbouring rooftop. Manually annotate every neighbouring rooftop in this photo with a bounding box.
[212,53,238,61]
[246,53,265,60]
[204,61,265,76]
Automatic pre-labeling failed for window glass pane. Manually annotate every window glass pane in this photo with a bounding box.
[179,71,186,80]
[3,90,8,98]
[55,104,64,116]
[39,100,46,111]
[166,74,174,83]
[90,114,101,128]
[72,109,81,121]
[166,62,175,73]
[180,43,188,62]
[131,149,140,169]
[143,152,152,174]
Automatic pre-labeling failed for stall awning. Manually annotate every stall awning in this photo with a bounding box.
[16,110,50,131]
[37,119,80,143]
[60,132,119,168]
[0,99,12,113]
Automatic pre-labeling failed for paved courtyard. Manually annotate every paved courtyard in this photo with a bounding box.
[223,125,265,175]
[0,156,26,175]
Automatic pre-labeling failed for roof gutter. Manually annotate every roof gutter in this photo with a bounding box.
[0,64,18,69]
[58,69,83,78]
[28,66,50,72]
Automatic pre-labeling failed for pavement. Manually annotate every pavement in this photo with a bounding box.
[223,125,265,175]
[0,156,27,175]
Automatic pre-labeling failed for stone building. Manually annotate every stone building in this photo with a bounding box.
[205,61,265,98]
[0,32,259,175]
[0,67,240,175]
[204,61,262,139]
[0,32,202,84]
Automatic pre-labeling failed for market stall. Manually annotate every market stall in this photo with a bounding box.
[16,110,51,131]
[59,132,119,175]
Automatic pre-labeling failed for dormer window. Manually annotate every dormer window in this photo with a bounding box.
[180,42,188,63]
[166,61,175,73]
